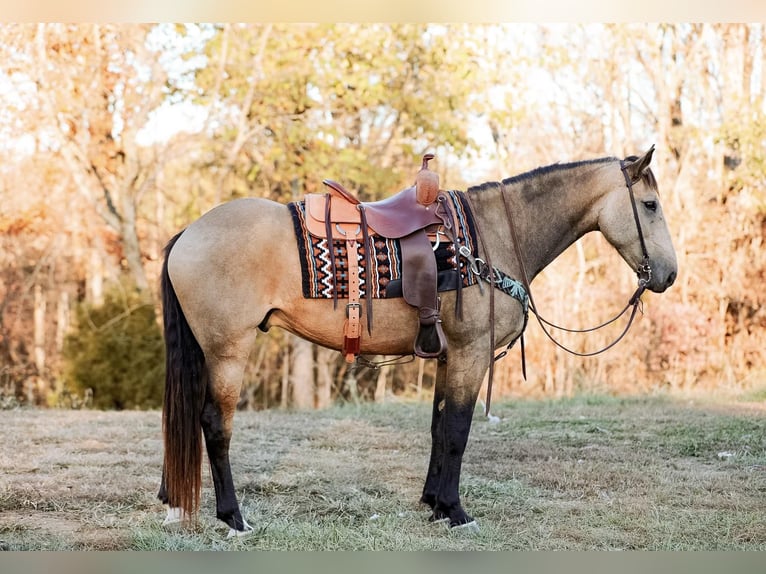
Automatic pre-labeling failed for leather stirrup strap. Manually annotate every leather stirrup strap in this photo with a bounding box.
[343,238,362,362]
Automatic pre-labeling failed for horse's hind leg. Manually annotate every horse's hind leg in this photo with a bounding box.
[201,352,255,537]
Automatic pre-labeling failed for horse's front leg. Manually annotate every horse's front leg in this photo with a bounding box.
[421,353,486,528]
[421,356,447,511]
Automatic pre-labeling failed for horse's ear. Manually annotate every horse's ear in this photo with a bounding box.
[625,145,655,181]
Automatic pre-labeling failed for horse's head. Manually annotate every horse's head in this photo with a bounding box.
[598,146,678,293]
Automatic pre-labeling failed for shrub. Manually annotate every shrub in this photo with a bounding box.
[62,284,164,410]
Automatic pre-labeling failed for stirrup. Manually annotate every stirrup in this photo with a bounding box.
[413,320,447,358]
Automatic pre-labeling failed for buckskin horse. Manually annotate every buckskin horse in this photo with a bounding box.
[158,147,677,537]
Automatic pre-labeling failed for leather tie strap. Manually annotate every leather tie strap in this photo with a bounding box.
[358,205,374,335]
[324,193,339,309]
[435,194,464,321]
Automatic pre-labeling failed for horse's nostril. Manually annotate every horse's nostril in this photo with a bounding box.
[666,271,677,287]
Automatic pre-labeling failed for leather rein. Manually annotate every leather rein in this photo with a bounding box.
[468,159,653,414]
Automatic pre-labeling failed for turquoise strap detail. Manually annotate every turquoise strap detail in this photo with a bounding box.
[485,267,529,314]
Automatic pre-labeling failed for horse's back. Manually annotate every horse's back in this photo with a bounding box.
[175,197,290,252]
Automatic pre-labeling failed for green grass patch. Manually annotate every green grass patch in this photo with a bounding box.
[2,395,765,550]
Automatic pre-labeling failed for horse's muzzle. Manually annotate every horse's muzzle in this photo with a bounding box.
[649,269,676,293]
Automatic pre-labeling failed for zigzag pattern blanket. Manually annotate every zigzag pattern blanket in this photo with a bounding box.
[288,190,479,300]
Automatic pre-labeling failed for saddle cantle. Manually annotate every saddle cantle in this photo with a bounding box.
[306,154,457,362]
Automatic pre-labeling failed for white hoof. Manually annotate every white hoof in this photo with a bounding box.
[226,518,254,539]
[162,507,188,529]
[451,520,480,533]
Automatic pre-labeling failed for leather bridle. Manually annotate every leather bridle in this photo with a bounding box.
[470,157,655,414]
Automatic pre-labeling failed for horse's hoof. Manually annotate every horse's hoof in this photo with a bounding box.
[162,507,187,530]
[450,520,480,533]
[226,518,254,539]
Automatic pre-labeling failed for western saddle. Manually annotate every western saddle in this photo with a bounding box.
[304,154,458,362]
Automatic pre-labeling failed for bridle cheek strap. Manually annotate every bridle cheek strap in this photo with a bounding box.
[619,159,652,287]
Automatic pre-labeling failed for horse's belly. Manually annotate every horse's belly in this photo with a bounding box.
[266,298,420,355]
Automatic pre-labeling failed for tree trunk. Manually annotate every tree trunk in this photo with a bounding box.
[33,284,46,376]
[55,291,69,352]
[761,25,766,98]
[290,334,315,409]
[374,361,390,403]
[315,346,335,409]
[88,244,104,305]
[345,368,359,406]
[280,344,290,409]
[120,195,150,293]
[742,25,753,103]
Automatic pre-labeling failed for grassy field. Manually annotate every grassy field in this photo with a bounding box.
[1,393,765,550]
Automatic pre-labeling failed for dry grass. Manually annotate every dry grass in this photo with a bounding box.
[1,394,765,550]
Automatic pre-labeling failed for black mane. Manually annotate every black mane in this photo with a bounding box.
[467,156,618,193]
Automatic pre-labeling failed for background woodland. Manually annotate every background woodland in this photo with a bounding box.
[1,23,764,410]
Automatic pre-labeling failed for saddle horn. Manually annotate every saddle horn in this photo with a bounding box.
[416,154,440,206]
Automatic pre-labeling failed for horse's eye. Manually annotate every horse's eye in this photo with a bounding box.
[643,200,658,212]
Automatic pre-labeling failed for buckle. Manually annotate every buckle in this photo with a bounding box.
[345,302,361,318]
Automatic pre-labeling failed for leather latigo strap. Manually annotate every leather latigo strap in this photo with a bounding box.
[342,238,362,362]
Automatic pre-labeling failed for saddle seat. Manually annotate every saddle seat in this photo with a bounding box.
[305,184,444,240]
[305,154,453,362]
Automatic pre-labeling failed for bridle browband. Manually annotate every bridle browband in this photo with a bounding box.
[469,157,654,414]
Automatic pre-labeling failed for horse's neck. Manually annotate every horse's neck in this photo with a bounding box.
[470,163,609,282]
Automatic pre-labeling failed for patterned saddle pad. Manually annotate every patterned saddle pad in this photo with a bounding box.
[288,190,479,300]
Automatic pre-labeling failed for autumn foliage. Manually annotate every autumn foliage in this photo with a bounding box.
[1,23,764,409]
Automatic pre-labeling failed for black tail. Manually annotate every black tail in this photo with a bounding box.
[160,230,207,520]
